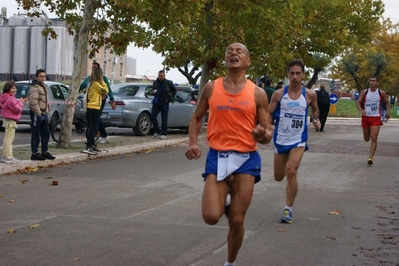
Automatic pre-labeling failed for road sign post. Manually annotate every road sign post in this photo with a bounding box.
[330,93,338,114]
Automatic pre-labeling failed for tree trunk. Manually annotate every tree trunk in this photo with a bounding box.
[57,0,96,148]
[306,68,321,89]
[198,62,210,95]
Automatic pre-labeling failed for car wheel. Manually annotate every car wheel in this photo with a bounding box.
[51,121,62,143]
[133,113,151,136]
[49,114,58,128]
[49,113,59,130]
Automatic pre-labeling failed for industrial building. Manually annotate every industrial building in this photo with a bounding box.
[0,8,129,83]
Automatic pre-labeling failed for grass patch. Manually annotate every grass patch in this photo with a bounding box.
[320,99,398,118]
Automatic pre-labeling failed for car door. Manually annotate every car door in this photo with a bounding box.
[167,100,195,128]
[48,84,67,127]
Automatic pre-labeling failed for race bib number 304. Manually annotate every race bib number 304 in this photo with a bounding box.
[282,113,304,130]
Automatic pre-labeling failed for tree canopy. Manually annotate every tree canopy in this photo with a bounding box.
[331,20,399,94]
[15,0,388,147]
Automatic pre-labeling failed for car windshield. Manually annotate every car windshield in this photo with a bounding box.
[176,90,191,100]
[112,85,140,96]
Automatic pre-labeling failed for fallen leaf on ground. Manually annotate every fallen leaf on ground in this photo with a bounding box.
[7,228,16,234]
[277,228,285,232]
[0,194,2,197]
[30,223,40,229]
[328,209,341,215]
[377,234,393,239]
[8,200,14,203]
[73,258,81,261]
[50,180,59,186]
[44,177,54,179]
[25,166,39,172]
[20,179,29,184]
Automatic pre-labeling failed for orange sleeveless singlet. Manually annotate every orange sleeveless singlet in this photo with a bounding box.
[207,77,257,152]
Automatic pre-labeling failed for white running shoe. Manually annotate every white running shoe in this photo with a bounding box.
[3,157,20,164]
[98,135,110,143]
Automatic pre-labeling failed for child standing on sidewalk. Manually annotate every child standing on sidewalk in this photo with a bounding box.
[0,81,28,164]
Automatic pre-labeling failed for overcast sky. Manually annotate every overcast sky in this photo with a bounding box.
[2,0,398,84]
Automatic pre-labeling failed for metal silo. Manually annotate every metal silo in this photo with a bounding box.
[8,15,27,26]
[13,26,30,80]
[29,26,46,76]
[62,27,75,77]
[0,26,14,80]
[46,26,63,80]
[26,16,48,26]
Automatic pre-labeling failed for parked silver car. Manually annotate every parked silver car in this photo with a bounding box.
[0,81,69,130]
[78,83,197,136]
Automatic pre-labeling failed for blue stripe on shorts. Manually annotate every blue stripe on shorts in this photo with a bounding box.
[202,148,262,183]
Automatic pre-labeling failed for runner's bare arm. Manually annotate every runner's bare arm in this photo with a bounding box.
[185,82,213,159]
[268,89,282,116]
[382,91,390,119]
[356,90,367,115]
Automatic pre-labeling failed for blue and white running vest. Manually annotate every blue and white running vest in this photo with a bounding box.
[273,86,308,146]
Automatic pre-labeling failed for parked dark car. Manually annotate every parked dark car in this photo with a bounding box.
[78,83,198,136]
[175,86,198,105]
[0,81,69,130]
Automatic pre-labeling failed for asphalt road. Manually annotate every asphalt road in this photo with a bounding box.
[0,122,398,266]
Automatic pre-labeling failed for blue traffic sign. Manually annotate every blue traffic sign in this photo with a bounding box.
[330,93,338,104]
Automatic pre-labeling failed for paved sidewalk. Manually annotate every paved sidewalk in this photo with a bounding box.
[1,117,398,175]
[0,133,189,175]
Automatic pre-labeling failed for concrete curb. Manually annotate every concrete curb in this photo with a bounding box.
[0,137,189,175]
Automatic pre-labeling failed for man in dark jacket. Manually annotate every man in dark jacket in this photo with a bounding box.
[150,70,177,140]
[264,79,275,103]
[316,84,331,132]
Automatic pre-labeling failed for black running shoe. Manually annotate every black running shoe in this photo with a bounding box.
[41,152,56,160]
[92,145,101,152]
[31,153,46,161]
[82,147,97,155]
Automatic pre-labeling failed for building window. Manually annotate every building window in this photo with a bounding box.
[119,63,123,77]
[103,62,107,74]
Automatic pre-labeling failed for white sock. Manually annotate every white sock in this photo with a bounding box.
[285,205,293,212]
[225,193,231,206]
[224,260,236,266]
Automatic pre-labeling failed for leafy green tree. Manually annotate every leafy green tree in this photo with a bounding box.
[16,0,386,147]
[292,0,384,88]
[16,0,149,147]
[332,20,399,94]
